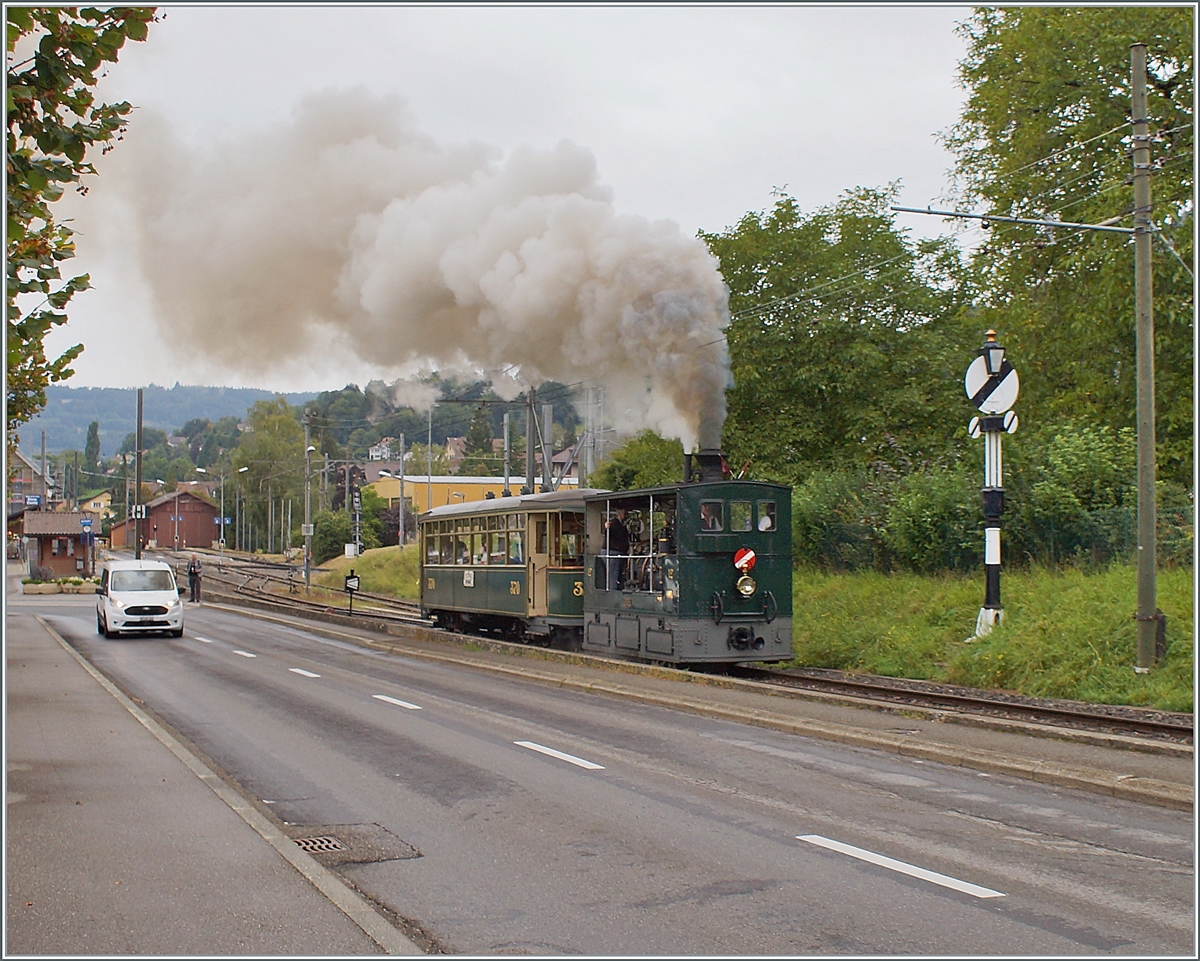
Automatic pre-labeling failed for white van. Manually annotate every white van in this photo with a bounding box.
[96,559,184,638]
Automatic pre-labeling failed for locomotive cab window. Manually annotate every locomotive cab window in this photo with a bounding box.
[730,501,752,532]
[757,501,777,532]
[591,493,676,592]
[699,500,723,531]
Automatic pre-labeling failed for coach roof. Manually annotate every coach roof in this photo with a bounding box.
[420,488,607,520]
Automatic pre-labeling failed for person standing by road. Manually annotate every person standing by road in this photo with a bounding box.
[187,554,203,603]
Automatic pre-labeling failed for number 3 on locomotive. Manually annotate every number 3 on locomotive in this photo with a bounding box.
[573,580,583,596]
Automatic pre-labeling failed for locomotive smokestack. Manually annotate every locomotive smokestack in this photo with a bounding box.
[684,448,729,483]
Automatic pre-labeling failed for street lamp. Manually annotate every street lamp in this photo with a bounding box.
[981,329,1006,376]
[196,465,248,566]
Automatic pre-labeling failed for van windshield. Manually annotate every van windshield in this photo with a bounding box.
[110,570,175,592]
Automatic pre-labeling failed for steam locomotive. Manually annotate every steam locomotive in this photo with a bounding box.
[418,450,793,665]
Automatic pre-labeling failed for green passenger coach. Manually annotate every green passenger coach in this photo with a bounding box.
[419,489,598,646]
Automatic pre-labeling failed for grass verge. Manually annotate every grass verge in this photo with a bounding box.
[313,545,422,599]
[791,563,1193,711]
[305,547,1192,710]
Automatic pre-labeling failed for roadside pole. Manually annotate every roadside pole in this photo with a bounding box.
[303,413,313,593]
[134,388,143,560]
[1131,42,1159,672]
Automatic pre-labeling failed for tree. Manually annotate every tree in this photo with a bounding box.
[459,405,497,475]
[233,398,305,542]
[6,7,156,457]
[84,420,100,472]
[944,6,1193,485]
[311,510,351,565]
[589,431,684,491]
[702,188,975,484]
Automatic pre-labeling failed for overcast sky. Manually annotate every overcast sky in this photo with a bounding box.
[44,4,975,393]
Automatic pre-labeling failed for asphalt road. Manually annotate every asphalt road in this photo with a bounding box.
[28,593,1197,955]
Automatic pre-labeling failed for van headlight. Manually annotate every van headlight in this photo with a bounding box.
[110,598,126,610]
[169,597,182,609]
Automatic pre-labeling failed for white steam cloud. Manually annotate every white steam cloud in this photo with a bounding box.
[110,88,732,450]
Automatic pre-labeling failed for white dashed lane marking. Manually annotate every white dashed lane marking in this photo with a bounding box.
[373,694,422,710]
[515,741,605,770]
[193,636,213,643]
[797,835,1005,899]
[233,650,257,658]
[289,668,321,678]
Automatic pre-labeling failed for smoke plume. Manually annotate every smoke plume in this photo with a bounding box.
[109,88,731,450]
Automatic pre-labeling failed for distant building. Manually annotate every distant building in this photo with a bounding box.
[368,437,394,461]
[7,450,49,516]
[367,474,578,515]
[80,490,114,520]
[142,489,220,551]
[24,510,99,577]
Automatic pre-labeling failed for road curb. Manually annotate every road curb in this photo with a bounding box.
[34,615,424,955]
[203,602,1193,812]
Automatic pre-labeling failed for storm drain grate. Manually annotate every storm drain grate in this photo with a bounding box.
[293,835,348,853]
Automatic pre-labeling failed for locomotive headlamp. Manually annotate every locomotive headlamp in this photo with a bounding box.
[736,574,757,597]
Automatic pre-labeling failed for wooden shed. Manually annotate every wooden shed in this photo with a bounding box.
[23,510,99,578]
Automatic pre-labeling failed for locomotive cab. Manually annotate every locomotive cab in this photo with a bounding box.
[582,478,792,664]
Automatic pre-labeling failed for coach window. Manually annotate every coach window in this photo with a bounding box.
[489,528,507,565]
[425,530,439,565]
[730,501,752,532]
[560,513,584,567]
[757,501,777,532]
[699,500,723,531]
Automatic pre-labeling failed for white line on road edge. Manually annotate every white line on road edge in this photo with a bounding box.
[35,616,423,955]
[194,636,214,643]
[289,668,321,678]
[373,694,422,710]
[515,740,605,770]
[233,650,257,658]
[797,835,1005,899]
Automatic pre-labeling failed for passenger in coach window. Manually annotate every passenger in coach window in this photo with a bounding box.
[700,502,722,531]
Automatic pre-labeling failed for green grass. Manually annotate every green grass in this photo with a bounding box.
[791,563,1194,711]
[313,544,422,599]
[307,548,1192,710]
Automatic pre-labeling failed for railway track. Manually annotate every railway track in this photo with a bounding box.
[146,549,1193,747]
[731,666,1194,745]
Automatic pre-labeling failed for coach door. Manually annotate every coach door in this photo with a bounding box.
[527,512,550,616]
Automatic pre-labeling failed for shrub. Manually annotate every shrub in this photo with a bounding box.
[791,469,891,570]
[884,469,979,573]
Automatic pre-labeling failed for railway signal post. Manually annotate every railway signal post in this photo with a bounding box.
[965,330,1019,641]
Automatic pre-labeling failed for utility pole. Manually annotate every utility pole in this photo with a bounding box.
[541,403,554,492]
[303,411,313,592]
[427,406,433,514]
[502,412,512,497]
[524,387,537,494]
[398,432,406,546]
[40,430,46,507]
[1131,43,1159,672]
[134,388,143,559]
